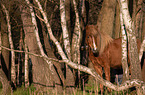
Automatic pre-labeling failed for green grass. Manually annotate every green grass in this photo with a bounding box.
[0,82,132,95]
[12,85,36,95]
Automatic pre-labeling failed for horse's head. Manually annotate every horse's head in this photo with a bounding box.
[85,25,101,56]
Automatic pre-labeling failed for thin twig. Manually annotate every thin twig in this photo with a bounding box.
[0,45,64,63]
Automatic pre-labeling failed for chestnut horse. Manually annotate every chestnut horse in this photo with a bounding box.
[85,25,141,93]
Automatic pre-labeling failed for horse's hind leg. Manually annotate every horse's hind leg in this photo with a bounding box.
[104,66,111,92]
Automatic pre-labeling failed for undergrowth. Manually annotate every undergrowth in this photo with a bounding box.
[0,82,132,95]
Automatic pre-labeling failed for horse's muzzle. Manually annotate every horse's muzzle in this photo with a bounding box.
[92,49,99,57]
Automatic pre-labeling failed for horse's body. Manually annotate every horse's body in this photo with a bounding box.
[85,25,141,93]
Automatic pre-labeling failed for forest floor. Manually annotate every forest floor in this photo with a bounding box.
[0,82,134,95]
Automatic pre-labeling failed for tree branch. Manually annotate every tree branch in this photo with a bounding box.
[1,43,145,92]
[0,45,63,63]
[33,0,145,93]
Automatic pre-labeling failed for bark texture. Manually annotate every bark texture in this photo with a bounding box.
[60,0,75,92]
[120,8,129,82]
[1,3,16,86]
[120,0,143,94]
[0,69,11,95]
[20,4,62,92]
[1,17,10,79]
[97,0,116,37]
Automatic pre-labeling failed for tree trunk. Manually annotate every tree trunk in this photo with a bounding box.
[1,3,16,87]
[141,6,145,41]
[1,17,10,79]
[20,5,62,92]
[135,0,143,39]
[60,0,75,92]
[120,7,129,82]
[0,69,11,95]
[24,41,29,88]
[0,33,11,95]
[38,9,65,92]
[142,58,145,82]
[120,0,143,94]
[97,0,117,37]
[65,0,71,42]
[114,2,120,38]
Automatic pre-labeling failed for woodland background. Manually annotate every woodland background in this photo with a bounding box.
[0,0,145,95]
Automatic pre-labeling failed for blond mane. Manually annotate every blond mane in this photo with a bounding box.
[86,25,113,54]
[99,30,113,54]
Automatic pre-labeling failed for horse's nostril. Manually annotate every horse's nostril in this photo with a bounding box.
[92,49,98,54]
[92,50,99,57]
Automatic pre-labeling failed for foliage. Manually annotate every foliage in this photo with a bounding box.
[0,82,132,95]
[12,85,36,95]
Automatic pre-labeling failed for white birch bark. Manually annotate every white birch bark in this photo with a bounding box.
[24,40,29,87]
[60,0,71,59]
[120,0,143,94]
[32,0,145,93]
[25,1,63,91]
[1,3,16,86]
[1,44,145,93]
[71,0,82,84]
[71,0,82,64]
[120,3,129,81]
[120,0,142,79]
[25,0,54,75]
[60,0,75,91]
[34,0,68,62]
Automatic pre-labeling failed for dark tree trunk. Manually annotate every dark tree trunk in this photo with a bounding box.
[20,5,62,93]
[1,18,10,79]
[97,0,117,37]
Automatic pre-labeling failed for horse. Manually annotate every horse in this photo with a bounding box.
[85,25,141,93]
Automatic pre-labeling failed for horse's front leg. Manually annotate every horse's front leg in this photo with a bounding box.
[104,66,111,92]
[93,64,103,94]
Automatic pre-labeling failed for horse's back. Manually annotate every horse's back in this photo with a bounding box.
[107,38,141,68]
[97,38,122,68]
[107,38,122,68]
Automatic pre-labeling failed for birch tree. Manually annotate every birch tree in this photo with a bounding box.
[1,0,145,94]
[120,0,142,80]
[20,2,62,92]
[60,0,71,59]
[120,0,143,94]
[60,0,75,91]
[31,0,145,94]
[1,3,16,87]
[0,20,11,94]
[24,41,29,87]
[120,6,129,82]
[71,0,82,85]
[1,16,10,79]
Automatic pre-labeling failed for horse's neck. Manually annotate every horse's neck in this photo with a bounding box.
[99,33,113,54]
